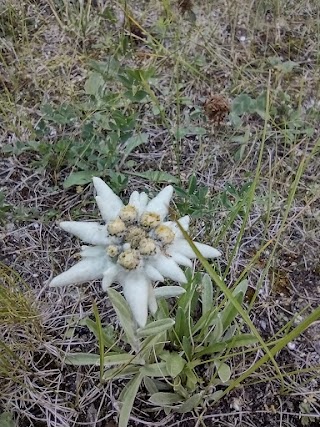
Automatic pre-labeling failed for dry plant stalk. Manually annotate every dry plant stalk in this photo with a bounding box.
[0,262,39,326]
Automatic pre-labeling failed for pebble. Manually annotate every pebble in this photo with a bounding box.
[287,341,296,350]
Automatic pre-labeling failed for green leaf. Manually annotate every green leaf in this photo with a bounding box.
[267,56,282,66]
[2,141,34,155]
[188,174,197,194]
[140,362,168,377]
[131,170,179,184]
[84,72,105,96]
[92,301,104,380]
[182,336,192,360]
[215,361,231,383]
[139,333,166,358]
[234,144,246,161]
[41,104,78,124]
[137,318,175,337]
[194,342,226,357]
[166,353,186,378]
[123,133,149,156]
[103,365,140,381]
[154,286,186,299]
[176,393,202,413]
[0,412,15,427]
[274,60,298,73]
[149,392,182,406]
[65,353,100,365]
[208,390,224,402]
[172,376,189,399]
[157,299,170,319]
[220,280,248,331]
[184,366,198,391]
[174,306,188,340]
[89,58,120,80]
[119,373,143,427]
[143,376,159,395]
[107,288,138,350]
[63,171,98,188]
[201,274,213,315]
[209,315,224,342]
[229,111,242,127]
[151,105,163,116]
[85,319,121,351]
[177,275,198,314]
[192,308,217,336]
[225,334,258,348]
[103,353,142,367]
[124,89,149,102]
[232,94,256,115]
[64,352,139,367]
[107,288,133,322]
[255,93,267,118]
[223,324,236,341]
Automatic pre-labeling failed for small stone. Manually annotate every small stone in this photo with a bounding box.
[260,320,267,330]
[230,397,242,411]
[287,341,296,350]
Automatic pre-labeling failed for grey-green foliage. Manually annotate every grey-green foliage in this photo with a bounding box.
[230,83,314,160]
[64,272,256,425]
[2,60,177,192]
[0,412,16,427]
[174,174,252,224]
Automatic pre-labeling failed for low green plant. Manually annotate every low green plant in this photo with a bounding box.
[230,92,268,127]
[65,271,256,424]
[0,412,15,427]
[3,59,178,191]
[63,250,320,427]
[174,175,213,218]
[230,85,314,160]
[174,175,252,224]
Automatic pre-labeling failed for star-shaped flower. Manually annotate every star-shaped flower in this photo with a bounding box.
[49,178,221,327]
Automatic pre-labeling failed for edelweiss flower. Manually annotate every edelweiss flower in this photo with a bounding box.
[49,178,221,327]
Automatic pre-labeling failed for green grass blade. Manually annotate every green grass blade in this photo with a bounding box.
[176,220,284,384]
[213,305,320,403]
[92,301,104,381]
[119,373,143,427]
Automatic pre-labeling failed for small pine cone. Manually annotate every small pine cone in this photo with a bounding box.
[204,94,230,124]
